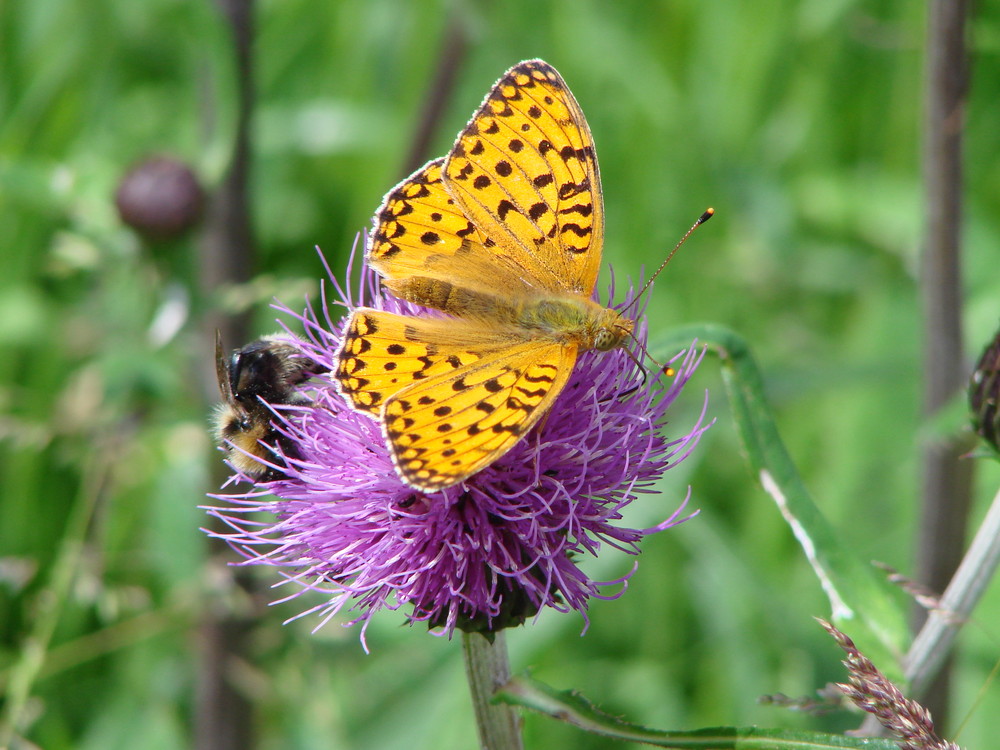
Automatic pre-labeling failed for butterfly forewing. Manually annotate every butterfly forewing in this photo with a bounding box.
[444,59,604,295]
[368,159,540,295]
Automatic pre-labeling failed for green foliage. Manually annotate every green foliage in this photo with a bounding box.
[500,673,902,749]
[3,0,1000,748]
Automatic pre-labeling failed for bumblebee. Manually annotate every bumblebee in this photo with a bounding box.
[214,332,325,480]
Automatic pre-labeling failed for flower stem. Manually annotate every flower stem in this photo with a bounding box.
[859,483,1000,735]
[462,631,523,750]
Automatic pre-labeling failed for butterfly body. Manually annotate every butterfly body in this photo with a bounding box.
[383,274,632,351]
[337,60,633,491]
[515,295,632,352]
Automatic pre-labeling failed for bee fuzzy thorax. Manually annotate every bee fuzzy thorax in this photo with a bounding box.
[214,332,327,481]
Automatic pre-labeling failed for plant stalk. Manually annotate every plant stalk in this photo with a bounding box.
[914,0,972,728]
[462,632,523,750]
[860,484,1000,734]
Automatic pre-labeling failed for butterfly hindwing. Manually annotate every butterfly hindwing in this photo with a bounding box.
[338,307,567,415]
[336,309,502,415]
[382,339,576,491]
[335,308,577,490]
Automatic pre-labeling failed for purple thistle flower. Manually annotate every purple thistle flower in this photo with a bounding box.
[206,244,710,648]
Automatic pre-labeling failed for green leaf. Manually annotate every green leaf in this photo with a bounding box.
[653,324,910,668]
[499,675,899,749]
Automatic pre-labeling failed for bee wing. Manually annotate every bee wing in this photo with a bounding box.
[215,331,235,403]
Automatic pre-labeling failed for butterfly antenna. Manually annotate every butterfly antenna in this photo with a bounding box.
[623,330,677,386]
[621,209,712,382]
[635,207,714,302]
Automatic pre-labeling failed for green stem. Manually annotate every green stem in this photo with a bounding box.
[859,482,1000,734]
[462,631,523,750]
[0,440,111,746]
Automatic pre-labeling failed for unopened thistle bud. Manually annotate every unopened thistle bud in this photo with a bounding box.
[970,325,1000,454]
[115,156,205,240]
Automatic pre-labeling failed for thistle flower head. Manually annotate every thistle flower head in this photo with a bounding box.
[207,246,710,647]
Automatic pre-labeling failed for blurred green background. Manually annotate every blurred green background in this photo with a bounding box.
[3,0,1000,748]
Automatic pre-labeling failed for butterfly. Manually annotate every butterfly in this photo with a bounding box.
[335,59,636,492]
